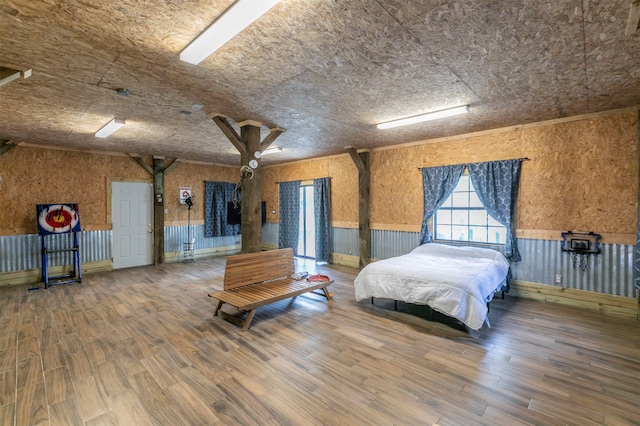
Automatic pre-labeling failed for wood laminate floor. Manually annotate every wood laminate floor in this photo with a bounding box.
[0,256,638,425]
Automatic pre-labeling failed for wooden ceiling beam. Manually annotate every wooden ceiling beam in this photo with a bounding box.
[0,140,16,156]
[163,158,180,173]
[237,119,262,128]
[128,154,153,175]
[259,127,286,152]
[346,146,365,172]
[209,114,246,156]
[0,67,31,87]
[626,0,640,35]
[0,67,21,87]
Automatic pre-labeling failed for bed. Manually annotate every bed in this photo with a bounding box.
[354,243,510,330]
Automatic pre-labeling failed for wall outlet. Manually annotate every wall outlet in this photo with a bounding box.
[554,274,562,285]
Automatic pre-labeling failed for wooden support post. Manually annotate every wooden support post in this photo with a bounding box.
[346,147,371,269]
[129,155,180,265]
[626,0,640,35]
[239,122,263,254]
[210,113,285,254]
[636,109,640,320]
[0,67,21,87]
[0,140,16,156]
[153,158,165,265]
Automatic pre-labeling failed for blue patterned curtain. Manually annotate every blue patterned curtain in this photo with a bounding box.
[634,114,639,298]
[204,181,240,237]
[313,178,331,263]
[278,180,301,254]
[419,165,465,244]
[468,159,522,262]
[635,205,639,297]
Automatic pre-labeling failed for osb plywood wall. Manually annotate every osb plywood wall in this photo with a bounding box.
[0,147,149,235]
[519,114,636,235]
[0,147,238,235]
[164,162,238,226]
[398,112,638,239]
[1,111,637,243]
[262,111,638,243]
[262,154,358,225]
[369,132,521,228]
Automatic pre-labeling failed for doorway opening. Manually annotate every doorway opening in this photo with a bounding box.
[297,184,315,259]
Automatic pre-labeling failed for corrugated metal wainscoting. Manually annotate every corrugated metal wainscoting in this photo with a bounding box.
[372,229,421,260]
[0,231,111,273]
[262,222,278,247]
[7,226,623,297]
[331,227,359,257]
[511,238,635,297]
[164,225,239,252]
[331,228,419,259]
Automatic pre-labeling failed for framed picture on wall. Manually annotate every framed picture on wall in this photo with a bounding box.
[179,186,192,204]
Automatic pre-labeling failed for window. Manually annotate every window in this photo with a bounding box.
[434,174,506,244]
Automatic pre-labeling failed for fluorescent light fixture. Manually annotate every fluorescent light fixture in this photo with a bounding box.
[261,146,283,156]
[180,0,283,65]
[377,105,469,130]
[95,118,125,138]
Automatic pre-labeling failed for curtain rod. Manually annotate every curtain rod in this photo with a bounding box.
[416,157,530,170]
[275,177,332,184]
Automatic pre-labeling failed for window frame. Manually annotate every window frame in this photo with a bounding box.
[433,172,507,245]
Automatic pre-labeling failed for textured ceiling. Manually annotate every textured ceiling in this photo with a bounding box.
[1,0,639,166]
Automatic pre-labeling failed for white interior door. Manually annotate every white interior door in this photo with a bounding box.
[112,181,153,269]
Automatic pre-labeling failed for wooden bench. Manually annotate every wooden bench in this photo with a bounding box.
[208,248,333,330]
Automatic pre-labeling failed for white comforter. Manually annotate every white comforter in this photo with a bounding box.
[354,243,510,330]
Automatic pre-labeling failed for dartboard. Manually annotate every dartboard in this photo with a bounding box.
[36,204,81,235]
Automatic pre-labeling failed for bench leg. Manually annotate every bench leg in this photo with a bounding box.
[321,287,333,300]
[212,300,223,317]
[241,309,258,331]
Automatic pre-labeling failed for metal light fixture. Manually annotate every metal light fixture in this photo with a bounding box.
[377,105,469,130]
[180,0,283,65]
[95,118,125,138]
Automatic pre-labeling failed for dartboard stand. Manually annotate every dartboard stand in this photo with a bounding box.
[36,203,83,289]
[40,232,82,289]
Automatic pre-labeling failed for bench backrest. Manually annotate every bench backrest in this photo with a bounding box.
[223,248,295,290]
